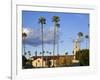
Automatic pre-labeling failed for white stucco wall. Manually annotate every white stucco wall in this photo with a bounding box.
[32,58,46,67]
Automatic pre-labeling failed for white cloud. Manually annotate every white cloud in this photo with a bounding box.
[22,27,59,46]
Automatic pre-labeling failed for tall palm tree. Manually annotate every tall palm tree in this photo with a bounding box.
[77,32,83,49]
[52,16,60,67]
[38,16,46,67]
[22,32,27,55]
[85,35,89,49]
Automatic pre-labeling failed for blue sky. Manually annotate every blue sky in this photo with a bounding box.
[22,10,89,56]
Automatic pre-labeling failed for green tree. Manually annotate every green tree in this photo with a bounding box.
[22,55,27,69]
[76,49,89,66]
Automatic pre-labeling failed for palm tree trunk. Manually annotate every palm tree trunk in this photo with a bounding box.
[41,24,44,67]
[57,29,59,66]
[53,23,56,67]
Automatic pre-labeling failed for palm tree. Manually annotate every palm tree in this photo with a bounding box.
[28,51,31,60]
[35,51,37,57]
[40,52,42,55]
[22,32,27,55]
[24,52,27,56]
[35,51,37,67]
[85,35,89,49]
[78,32,83,38]
[38,16,46,67]
[28,51,31,55]
[65,52,68,55]
[77,32,83,49]
[52,16,60,67]
[49,52,52,57]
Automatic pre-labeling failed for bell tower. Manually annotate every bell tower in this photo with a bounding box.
[72,39,80,62]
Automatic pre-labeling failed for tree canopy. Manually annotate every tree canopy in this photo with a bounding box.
[76,49,89,66]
